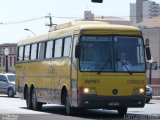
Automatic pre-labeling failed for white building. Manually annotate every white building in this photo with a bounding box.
[143,1,160,21]
[138,16,160,84]
[130,0,160,25]
[0,43,17,73]
[84,11,131,26]
[130,3,136,25]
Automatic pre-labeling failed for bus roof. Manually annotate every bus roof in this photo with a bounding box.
[18,21,141,46]
[50,20,140,33]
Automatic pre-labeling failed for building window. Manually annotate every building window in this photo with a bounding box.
[3,57,5,67]
[14,47,16,54]
[10,57,12,67]
[0,57,1,67]
[2,48,5,54]
[14,57,16,66]
[10,48,12,54]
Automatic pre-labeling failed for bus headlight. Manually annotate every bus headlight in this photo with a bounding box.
[83,88,96,94]
[84,88,89,93]
[139,88,145,94]
[133,88,145,95]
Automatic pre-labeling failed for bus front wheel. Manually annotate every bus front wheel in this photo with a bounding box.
[65,93,73,115]
[117,107,127,115]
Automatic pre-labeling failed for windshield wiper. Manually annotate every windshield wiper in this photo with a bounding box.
[98,49,112,74]
[120,61,133,75]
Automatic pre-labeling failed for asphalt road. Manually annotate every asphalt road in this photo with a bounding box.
[0,94,160,120]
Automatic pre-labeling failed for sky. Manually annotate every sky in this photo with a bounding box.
[0,0,159,44]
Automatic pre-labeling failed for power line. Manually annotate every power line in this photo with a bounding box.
[0,15,83,26]
[0,14,160,26]
[0,16,45,25]
[51,16,82,19]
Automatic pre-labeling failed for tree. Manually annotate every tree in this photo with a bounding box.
[0,67,5,73]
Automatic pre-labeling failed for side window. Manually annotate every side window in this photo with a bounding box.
[54,38,62,57]
[18,46,24,61]
[24,45,30,61]
[38,42,45,59]
[45,40,53,58]
[31,43,37,60]
[63,37,71,57]
[73,35,78,59]
[0,75,7,82]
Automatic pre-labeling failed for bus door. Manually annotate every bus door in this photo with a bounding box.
[71,35,79,106]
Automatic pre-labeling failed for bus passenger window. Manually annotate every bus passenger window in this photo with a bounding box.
[45,40,53,58]
[31,43,37,60]
[24,45,30,61]
[63,37,71,57]
[18,46,24,61]
[54,39,63,58]
[38,42,45,60]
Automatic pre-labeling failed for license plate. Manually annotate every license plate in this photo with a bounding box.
[108,102,119,106]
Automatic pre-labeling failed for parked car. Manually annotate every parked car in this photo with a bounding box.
[146,85,153,103]
[0,73,16,97]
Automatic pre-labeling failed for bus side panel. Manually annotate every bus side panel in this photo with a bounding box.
[15,63,27,100]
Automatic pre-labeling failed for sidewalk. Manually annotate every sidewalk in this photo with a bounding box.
[152,96,160,100]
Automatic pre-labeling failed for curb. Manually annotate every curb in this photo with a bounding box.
[152,96,160,100]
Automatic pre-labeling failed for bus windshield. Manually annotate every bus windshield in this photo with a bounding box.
[80,35,145,73]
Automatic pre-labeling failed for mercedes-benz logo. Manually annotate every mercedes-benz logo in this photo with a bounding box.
[112,89,118,95]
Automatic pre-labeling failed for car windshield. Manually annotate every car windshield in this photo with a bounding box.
[7,75,16,82]
[79,35,145,73]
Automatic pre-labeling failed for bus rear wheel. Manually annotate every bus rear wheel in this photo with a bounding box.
[31,89,42,111]
[26,88,32,109]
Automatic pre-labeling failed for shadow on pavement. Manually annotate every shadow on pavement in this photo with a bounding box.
[20,105,124,119]
[0,94,18,98]
[42,105,124,119]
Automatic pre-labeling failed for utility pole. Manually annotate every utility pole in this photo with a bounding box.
[45,13,57,32]
[45,13,54,27]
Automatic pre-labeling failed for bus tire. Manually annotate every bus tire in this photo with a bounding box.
[31,89,42,111]
[146,99,150,103]
[118,107,127,116]
[26,88,32,109]
[65,93,73,115]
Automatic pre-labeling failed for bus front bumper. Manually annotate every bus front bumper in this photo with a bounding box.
[78,94,145,109]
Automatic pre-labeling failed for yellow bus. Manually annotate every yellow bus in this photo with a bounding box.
[16,21,151,115]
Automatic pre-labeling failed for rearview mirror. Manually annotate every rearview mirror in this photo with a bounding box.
[145,38,151,60]
[146,47,151,60]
